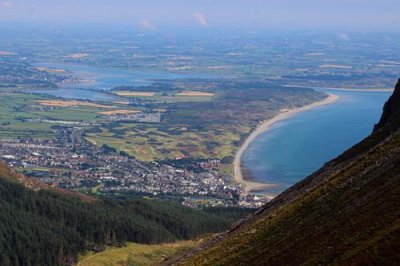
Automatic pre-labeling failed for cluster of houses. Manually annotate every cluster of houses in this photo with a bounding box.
[0,126,268,208]
[0,64,64,86]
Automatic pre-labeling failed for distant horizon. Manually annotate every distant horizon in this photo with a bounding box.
[1,21,400,36]
[0,0,399,33]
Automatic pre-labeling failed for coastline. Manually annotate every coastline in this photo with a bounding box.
[321,88,393,92]
[234,93,339,192]
[284,84,394,93]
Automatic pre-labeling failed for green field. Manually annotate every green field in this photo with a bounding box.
[77,240,203,266]
[86,123,251,161]
[0,92,53,138]
[0,92,140,139]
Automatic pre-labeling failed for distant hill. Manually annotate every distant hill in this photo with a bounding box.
[0,162,252,266]
[179,80,400,265]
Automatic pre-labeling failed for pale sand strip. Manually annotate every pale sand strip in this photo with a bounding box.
[234,93,339,192]
[284,85,394,93]
[323,88,393,92]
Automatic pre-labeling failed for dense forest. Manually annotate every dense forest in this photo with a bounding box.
[0,172,252,266]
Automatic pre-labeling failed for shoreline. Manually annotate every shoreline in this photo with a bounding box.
[234,93,339,192]
[284,85,394,93]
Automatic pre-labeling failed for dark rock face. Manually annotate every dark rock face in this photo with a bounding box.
[374,79,400,130]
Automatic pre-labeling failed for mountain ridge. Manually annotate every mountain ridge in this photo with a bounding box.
[177,81,400,265]
[374,78,400,131]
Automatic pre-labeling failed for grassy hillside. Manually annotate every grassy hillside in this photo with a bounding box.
[78,240,203,266]
[180,80,400,265]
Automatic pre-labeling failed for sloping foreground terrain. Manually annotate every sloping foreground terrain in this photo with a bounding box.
[0,163,251,266]
[77,240,203,266]
[179,80,400,266]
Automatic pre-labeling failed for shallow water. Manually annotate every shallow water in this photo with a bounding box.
[33,62,216,100]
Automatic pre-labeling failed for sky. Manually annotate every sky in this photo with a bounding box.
[0,0,399,32]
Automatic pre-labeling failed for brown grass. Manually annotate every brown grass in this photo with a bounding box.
[114,91,156,97]
[99,110,141,116]
[112,101,130,105]
[38,100,113,109]
[177,91,215,97]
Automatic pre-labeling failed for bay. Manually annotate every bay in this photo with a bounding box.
[242,89,391,195]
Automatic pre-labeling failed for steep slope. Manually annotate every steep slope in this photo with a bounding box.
[375,79,400,130]
[180,80,400,265]
[0,162,252,266]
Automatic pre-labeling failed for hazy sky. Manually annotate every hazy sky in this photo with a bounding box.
[0,0,399,31]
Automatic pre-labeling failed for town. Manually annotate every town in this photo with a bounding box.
[0,125,268,208]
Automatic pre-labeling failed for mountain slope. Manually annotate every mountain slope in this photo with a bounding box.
[0,160,96,202]
[0,162,252,266]
[180,80,400,265]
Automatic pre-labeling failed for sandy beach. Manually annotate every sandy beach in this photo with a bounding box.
[323,88,394,92]
[284,84,394,93]
[234,93,339,192]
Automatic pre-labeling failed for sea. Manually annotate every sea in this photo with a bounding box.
[242,89,392,195]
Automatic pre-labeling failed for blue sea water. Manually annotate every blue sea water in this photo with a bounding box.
[242,89,391,195]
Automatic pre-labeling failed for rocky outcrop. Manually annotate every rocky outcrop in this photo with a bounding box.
[374,78,400,130]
